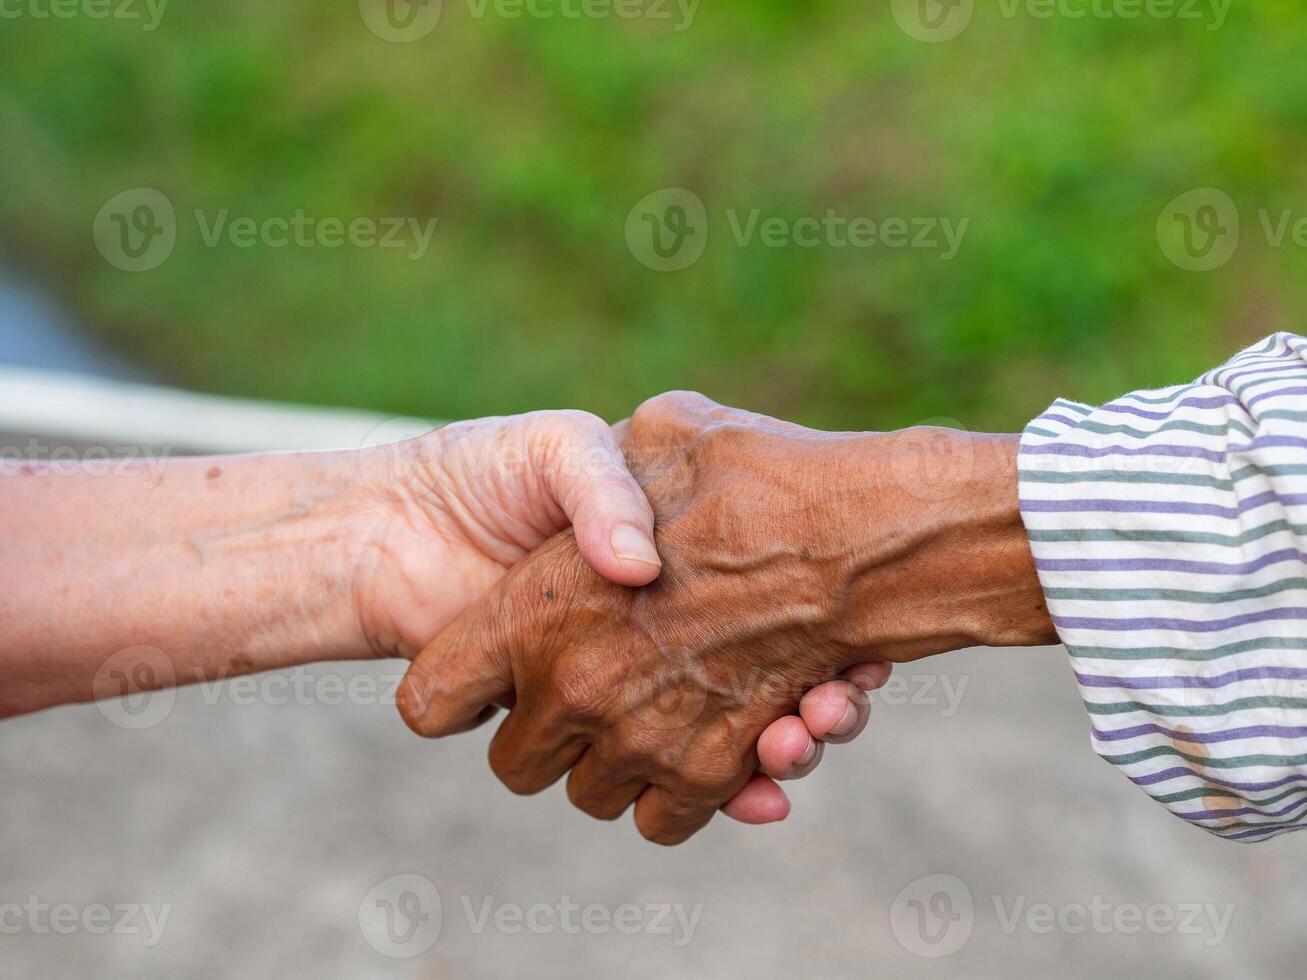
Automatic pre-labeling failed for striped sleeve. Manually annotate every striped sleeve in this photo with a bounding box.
[1018,332,1307,842]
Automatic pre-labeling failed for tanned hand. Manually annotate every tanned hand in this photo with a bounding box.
[398,392,1055,844]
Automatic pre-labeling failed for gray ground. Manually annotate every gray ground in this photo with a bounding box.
[1,277,1301,979]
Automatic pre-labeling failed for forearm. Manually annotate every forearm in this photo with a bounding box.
[0,449,385,718]
[815,428,1056,662]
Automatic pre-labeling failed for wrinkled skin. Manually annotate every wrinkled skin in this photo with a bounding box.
[357,409,663,662]
[398,393,1055,844]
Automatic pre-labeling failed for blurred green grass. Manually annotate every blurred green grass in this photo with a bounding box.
[2,1,1306,430]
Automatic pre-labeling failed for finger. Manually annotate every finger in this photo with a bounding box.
[566,748,647,820]
[396,600,515,739]
[720,774,791,824]
[756,715,823,780]
[844,660,893,692]
[799,681,870,745]
[442,703,502,736]
[486,707,587,796]
[543,414,661,588]
[633,785,717,846]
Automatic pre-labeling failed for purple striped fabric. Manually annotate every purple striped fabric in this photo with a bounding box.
[1020,333,1307,841]
[1033,548,1307,575]
[1021,492,1284,517]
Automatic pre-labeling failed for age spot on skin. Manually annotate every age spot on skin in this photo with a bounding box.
[544,586,555,601]
[206,467,222,481]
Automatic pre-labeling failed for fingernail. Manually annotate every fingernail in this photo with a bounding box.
[829,702,859,738]
[794,738,818,769]
[611,524,661,566]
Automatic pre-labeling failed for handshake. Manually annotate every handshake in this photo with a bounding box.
[10,337,1291,848]
[360,393,1056,844]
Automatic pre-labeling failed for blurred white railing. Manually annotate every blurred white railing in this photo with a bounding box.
[0,366,419,453]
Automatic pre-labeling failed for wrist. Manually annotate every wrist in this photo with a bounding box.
[819,428,1055,661]
[214,449,393,667]
[349,431,480,660]
[921,430,1055,649]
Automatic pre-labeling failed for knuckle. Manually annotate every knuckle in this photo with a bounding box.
[554,408,606,430]
[641,826,690,847]
[566,780,626,822]
[583,801,627,821]
[544,653,619,724]
[548,410,611,451]
[630,391,708,439]
[395,675,444,738]
[677,764,738,800]
[673,729,750,797]
[553,675,606,722]
[487,742,544,796]
[636,803,704,846]
[635,813,682,845]
[640,736,692,778]
[691,420,759,462]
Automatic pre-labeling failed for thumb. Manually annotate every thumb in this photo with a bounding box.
[396,597,515,738]
[544,414,661,588]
